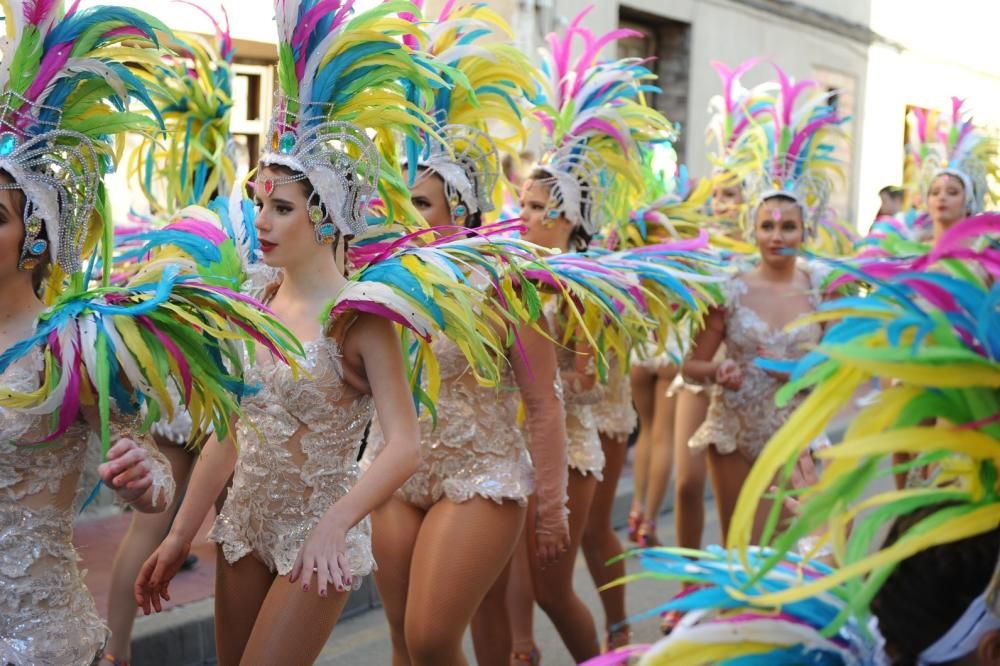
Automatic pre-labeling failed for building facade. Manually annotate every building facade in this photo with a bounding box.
[83,0,1000,232]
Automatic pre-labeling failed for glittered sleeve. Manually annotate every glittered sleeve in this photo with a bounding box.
[511,323,569,536]
[107,412,176,511]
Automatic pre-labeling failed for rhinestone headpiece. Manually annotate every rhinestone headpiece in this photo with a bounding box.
[0,92,101,274]
[257,95,379,241]
[534,140,609,235]
[415,124,500,223]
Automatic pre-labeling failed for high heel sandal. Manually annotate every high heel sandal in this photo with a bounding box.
[604,626,633,652]
[511,647,541,665]
[627,509,643,543]
[636,519,661,548]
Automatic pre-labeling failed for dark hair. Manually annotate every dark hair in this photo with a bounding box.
[0,169,49,292]
[528,167,592,251]
[879,185,904,200]
[413,165,482,228]
[871,501,1000,666]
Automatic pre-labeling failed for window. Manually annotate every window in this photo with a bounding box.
[618,7,691,161]
[231,62,275,180]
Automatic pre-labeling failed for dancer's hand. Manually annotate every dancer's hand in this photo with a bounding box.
[535,520,570,568]
[134,533,191,614]
[770,451,820,515]
[290,515,352,596]
[98,437,154,504]
[714,359,742,389]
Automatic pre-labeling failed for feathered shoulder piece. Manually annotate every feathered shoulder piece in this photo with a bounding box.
[0,0,170,285]
[0,210,304,451]
[258,0,447,239]
[131,3,236,213]
[520,233,720,380]
[724,215,1000,628]
[590,546,878,666]
[404,0,534,223]
[906,97,998,215]
[531,7,674,235]
[326,221,565,418]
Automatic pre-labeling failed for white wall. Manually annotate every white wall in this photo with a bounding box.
[686,1,869,223]
[855,0,1000,228]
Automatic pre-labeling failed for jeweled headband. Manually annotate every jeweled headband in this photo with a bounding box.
[257,96,379,242]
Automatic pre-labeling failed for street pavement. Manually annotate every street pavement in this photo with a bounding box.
[315,503,722,665]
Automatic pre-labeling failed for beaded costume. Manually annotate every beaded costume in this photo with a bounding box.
[0,4,302,663]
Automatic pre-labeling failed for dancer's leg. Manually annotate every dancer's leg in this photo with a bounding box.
[404,497,525,666]
[371,497,426,666]
[213,550,275,665]
[530,470,600,661]
[470,560,514,666]
[507,517,538,662]
[239,572,351,664]
[640,372,677,542]
[105,443,195,661]
[673,388,709,549]
[581,432,629,645]
[628,365,655,536]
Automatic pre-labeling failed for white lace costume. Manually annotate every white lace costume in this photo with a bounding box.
[2,348,174,666]
[364,336,535,509]
[209,272,375,587]
[689,266,825,460]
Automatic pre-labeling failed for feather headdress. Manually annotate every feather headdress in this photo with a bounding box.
[705,58,772,182]
[257,0,444,243]
[0,0,169,281]
[720,61,847,237]
[404,0,534,223]
[906,98,998,216]
[531,7,674,235]
[130,3,236,213]
[616,143,712,250]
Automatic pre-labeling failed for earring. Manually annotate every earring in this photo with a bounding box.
[18,215,47,271]
[309,205,337,245]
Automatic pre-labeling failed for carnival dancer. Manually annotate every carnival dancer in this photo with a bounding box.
[133,2,520,663]
[681,61,846,544]
[0,3,301,663]
[505,10,678,662]
[359,4,572,665]
[721,212,1000,614]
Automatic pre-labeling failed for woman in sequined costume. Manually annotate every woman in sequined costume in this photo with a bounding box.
[1,215,176,665]
[682,60,844,545]
[129,3,473,663]
[506,172,607,664]
[360,6,571,664]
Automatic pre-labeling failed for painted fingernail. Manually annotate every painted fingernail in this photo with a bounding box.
[320,588,327,598]
[303,584,309,591]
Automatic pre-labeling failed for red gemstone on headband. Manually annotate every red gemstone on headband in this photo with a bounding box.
[263,179,274,195]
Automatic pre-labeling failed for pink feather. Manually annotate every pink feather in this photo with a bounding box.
[293,0,348,78]
[571,117,629,150]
